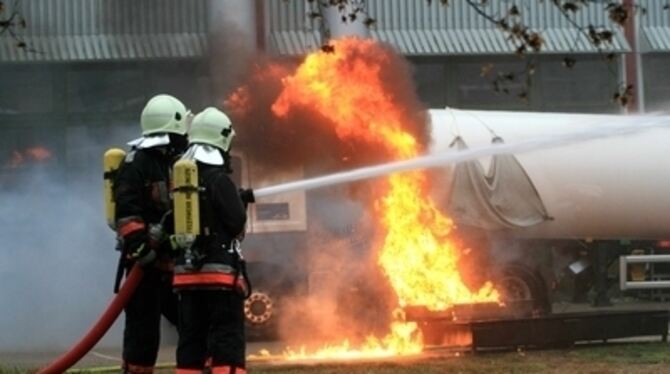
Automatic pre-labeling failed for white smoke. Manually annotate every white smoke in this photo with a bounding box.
[0,124,144,351]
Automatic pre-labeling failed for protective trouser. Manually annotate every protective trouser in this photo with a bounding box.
[176,289,245,373]
[123,266,178,373]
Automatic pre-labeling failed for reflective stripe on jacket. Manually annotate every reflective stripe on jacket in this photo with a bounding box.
[173,263,246,291]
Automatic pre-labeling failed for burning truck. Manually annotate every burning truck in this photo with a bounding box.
[222,37,670,355]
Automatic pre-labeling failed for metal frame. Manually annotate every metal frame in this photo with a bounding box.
[619,254,670,290]
[470,310,669,351]
[413,308,670,350]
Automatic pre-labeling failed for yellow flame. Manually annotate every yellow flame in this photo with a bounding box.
[283,321,422,361]
[268,37,498,359]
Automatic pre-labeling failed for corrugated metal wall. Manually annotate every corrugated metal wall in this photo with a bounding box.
[265,0,630,55]
[637,0,670,51]
[368,0,629,54]
[264,0,321,56]
[368,0,625,30]
[0,0,209,62]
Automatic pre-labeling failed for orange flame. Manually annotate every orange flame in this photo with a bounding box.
[5,147,52,168]
[227,63,293,120]
[267,38,498,358]
[248,319,422,362]
[283,320,422,360]
[25,147,52,162]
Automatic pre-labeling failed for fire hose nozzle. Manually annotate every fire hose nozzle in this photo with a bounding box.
[239,188,255,204]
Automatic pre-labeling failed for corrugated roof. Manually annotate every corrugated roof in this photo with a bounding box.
[0,34,207,62]
[268,31,321,57]
[265,0,630,56]
[638,0,670,52]
[370,27,627,55]
[0,0,209,62]
[264,0,322,56]
[643,26,670,51]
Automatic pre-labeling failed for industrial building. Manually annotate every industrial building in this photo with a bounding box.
[1,0,669,178]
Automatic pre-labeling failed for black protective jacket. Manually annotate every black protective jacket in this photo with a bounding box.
[113,147,174,257]
[113,145,179,370]
[173,162,247,290]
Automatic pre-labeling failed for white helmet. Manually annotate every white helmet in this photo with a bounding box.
[188,107,236,152]
[140,94,189,136]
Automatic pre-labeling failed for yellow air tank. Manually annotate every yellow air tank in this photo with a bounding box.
[103,148,126,229]
[173,159,200,248]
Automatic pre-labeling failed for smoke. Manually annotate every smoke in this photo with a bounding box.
[275,205,394,347]
[223,40,429,180]
[0,124,159,352]
[223,57,351,176]
[0,7,256,352]
[208,2,258,104]
[218,40,437,345]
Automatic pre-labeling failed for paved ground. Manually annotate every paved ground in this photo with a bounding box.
[2,300,669,372]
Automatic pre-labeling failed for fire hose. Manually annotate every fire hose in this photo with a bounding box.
[37,266,144,374]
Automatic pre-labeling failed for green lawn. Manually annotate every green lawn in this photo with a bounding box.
[246,343,670,374]
[0,369,25,374]
[4,343,669,374]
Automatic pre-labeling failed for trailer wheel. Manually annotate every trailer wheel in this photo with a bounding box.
[244,291,274,325]
[244,261,299,341]
[497,262,551,316]
[500,275,532,301]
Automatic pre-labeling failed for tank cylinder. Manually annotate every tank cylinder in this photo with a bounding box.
[103,148,126,229]
[173,159,200,247]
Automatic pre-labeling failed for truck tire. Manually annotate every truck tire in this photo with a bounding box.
[244,289,279,341]
[497,262,551,316]
[244,261,298,341]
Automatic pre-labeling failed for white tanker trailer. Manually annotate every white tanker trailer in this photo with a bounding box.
[427,108,670,308]
[429,108,670,241]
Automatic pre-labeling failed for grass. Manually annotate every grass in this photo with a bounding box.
[244,344,670,374]
[0,368,26,374]
[4,343,669,374]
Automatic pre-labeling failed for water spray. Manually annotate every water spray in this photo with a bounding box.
[254,115,670,198]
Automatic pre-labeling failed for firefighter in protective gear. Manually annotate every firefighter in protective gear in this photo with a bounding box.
[113,94,190,374]
[173,107,252,374]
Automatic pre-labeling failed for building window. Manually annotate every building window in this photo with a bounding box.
[538,56,619,113]
[66,67,146,113]
[450,59,530,110]
[0,69,53,114]
[147,61,209,111]
[412,59,447,107]
[643,55,670,112]
[256,202,291,221]
[0,124,63,190]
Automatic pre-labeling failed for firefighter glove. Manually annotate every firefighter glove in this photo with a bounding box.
[239,188,255,205]
[123,230,156,266]
[168,234,183,252]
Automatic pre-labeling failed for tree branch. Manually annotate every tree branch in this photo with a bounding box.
[0,0,39,53]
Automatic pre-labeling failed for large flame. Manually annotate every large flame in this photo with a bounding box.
[273,37,498,309]
[248,319,421,362]
[283,320,422,360]
[257,37,498,359]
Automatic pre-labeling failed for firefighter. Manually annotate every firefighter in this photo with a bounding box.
[113,94,190,374]
[173,107,253,373]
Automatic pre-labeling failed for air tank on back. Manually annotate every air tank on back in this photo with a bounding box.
[428,108,670,240]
